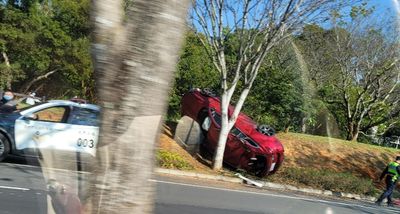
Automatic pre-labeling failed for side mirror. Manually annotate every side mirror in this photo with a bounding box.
[24,114,38,120]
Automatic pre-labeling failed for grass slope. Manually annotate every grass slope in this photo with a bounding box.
[277,132,397,180]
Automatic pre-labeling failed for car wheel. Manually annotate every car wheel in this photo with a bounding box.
[200,88,216,97]
[257,124,275,136]
[0,133,10,161]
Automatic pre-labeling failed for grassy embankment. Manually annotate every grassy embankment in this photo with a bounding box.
[157,126,398,196]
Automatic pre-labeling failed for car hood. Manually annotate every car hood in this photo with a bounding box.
[234,114,283,154]
[0,112,21,125]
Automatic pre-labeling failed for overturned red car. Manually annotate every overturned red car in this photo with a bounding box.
[181,88,284,177]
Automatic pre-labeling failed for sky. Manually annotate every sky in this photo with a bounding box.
[370,0,398,16]
[190,1,400,35]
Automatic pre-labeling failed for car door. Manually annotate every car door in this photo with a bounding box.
[224,127,247,167]
[66,107,100,157]
[14,105,71,154]
[201,108,220,152]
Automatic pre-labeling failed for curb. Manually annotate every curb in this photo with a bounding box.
[155,168,377,202]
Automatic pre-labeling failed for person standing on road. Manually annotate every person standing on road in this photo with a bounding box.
[375,156,400,206]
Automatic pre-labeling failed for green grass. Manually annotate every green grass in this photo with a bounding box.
[279,132,398,153]
[156,150,194,170]
[267,167,379,196]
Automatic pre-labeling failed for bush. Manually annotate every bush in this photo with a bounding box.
[156,150,194,170]
[269,167,379,196]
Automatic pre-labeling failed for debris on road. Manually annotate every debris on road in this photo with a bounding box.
[235,173,263,188]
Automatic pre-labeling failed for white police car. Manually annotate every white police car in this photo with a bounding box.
[0,100,100,161]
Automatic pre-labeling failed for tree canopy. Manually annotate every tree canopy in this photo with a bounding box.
[0,0,94,100]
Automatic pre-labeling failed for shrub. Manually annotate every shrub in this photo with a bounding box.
[156,150,194,170]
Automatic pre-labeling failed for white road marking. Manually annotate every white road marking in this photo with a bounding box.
[0,185,29,191]
[2,162,90,174]
[150,179,384,211]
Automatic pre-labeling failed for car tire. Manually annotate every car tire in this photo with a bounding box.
[257,124,275,136]
[0,133,10,161]
[200,88,216,97]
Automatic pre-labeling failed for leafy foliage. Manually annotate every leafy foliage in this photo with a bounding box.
[244,42,305,132]
[168,31,219,121]
[0,0,94,100]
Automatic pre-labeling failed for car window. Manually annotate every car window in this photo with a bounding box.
[32,107,67,123]
[231,127,242,136]
[231,127,259,148]
[210,108,221,126]
[67,107,100,126]
[201,117,211,131]
[244,137,259,148]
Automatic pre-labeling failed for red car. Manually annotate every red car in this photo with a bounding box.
[181,88,284,177]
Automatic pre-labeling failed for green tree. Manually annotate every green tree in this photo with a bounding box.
[297,8,400,141]
[168,31,218,120]
[244,41,305,133]
[0,0,94,100]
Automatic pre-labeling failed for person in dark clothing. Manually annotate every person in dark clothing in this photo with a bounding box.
[375,156,400,206]
[0,91,17,112]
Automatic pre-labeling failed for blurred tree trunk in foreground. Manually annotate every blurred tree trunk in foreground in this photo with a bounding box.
[87,0,189,213]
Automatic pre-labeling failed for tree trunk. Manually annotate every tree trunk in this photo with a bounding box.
[213,87,252,170]
[1,51,12,90]
[284,126,290,133]
[87,1,189,213]
[347,122,359,141]
[351,122,360,142]
[351,131,359,142]
[212,124,230,170]
[213,91,230,170]
[346,122,353,141]
[301,117,307,133]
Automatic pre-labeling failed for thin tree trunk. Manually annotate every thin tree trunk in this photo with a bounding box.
[2,51,12,89]
[213,91,230,170]
[22,68,60,93]
[87,1,189,213]
[301,117,306,133]
[351,131,359,142]
[284,127,290,133]
[351,122,361,141]
[347,122,353,141]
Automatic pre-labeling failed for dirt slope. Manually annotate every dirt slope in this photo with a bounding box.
[278,132,396,180]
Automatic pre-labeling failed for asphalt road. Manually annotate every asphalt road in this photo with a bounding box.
[0,159,398,214]
[0,160,48,213]
[154,176,398,214]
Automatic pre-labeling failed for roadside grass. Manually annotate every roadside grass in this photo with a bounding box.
[266,166,380,196]
[156,149,194,170]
